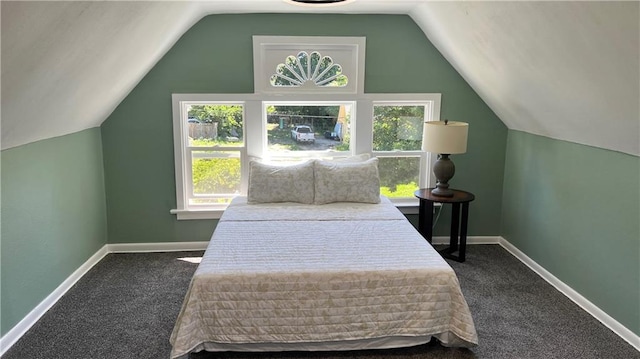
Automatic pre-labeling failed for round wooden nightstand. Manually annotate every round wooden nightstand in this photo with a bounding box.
[414,188,475,262]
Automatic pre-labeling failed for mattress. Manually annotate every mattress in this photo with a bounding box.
[170,197,477,358]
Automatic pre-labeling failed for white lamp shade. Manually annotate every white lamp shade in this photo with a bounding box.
[424,121,469,154]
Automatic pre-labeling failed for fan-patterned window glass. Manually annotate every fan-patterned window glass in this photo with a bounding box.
[253,36,364,94]
[270,51,348,88]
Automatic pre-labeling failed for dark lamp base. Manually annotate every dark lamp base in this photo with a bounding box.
[431,187,454,197]
[431,154,456,198]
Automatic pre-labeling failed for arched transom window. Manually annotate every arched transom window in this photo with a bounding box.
[270,51,348,88]
[253,36,364,94]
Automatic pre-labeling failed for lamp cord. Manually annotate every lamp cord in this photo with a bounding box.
[432,204,443,229]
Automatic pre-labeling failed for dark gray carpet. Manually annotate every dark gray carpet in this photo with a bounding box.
[3,246,638,359]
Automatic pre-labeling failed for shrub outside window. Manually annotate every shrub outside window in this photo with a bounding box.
[373,104,427,200]
[172,101,246,218]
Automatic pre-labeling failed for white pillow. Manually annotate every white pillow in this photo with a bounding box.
[247,160,315,204]
[314,158,381,204]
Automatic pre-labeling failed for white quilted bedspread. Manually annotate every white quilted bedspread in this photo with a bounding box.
[170,198,478,358]
[219,196,407,222]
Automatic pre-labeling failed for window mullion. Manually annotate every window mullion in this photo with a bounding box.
[372,151,423,157]
[185,147,195,205]
[355,99,373,155]
[245,101,264,159]
[173,89,441,217]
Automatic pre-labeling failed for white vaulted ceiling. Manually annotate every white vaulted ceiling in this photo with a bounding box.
[412,1,639,156]
[2,1,638,155]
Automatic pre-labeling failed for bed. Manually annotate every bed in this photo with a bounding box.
[169,158,478,358]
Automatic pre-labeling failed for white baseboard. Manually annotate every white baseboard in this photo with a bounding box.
[3,238,638,354]
[0,242,208,355]
[0,245,109,356]
[107,241,208,253]
[431,235,501,245]
[498,237,640,351]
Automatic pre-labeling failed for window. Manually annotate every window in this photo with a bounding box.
[171,99,248,219]
[373,104,428,202]
[253,36,365,94]
[171,37,441,219]
[264,102,353,163]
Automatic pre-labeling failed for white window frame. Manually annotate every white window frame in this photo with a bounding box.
[171,36,440,220]
[261,100,356,163]
[367,96,440,207]
[253,36,365,94]
[170,94,257,220]
[171,94,440,220]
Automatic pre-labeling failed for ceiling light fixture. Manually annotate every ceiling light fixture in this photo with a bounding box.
[285,0,355,6]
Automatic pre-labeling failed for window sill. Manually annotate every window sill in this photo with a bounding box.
[392,199,419,215]
[171,199,428,220]
[170,208,224,220]
[393,198,442,215]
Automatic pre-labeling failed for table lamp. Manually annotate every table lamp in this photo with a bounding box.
[424,120,469,197]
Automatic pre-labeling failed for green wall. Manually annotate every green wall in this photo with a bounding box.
[0,128,108,335]
[501,130,640,335]
[3,12,637,343]
[101,13,507,243]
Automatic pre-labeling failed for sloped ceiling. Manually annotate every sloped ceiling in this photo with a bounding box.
[412,1,639,156]
[2,1,638,155]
